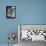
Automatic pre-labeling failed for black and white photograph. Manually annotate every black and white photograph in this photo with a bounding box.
[6,6,16,19]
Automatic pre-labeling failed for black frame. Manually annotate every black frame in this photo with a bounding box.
[6,6,16,19]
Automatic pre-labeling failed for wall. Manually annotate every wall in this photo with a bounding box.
[0,0,18,44]
[0,0,46,45]
[17,0,46,24]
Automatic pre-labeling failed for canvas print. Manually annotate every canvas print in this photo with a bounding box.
[6,6,16,19]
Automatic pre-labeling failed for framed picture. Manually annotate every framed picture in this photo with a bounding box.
[6,6,16,19]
